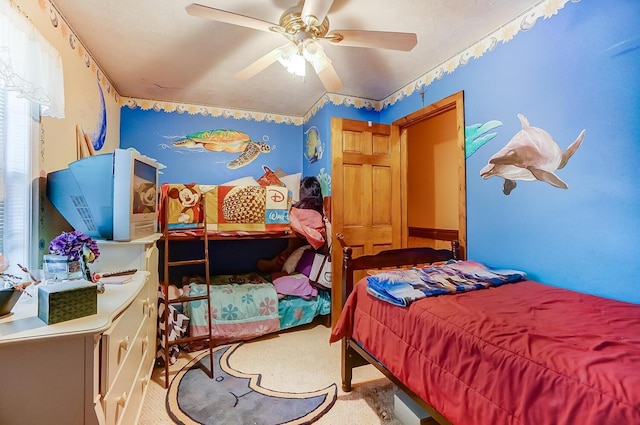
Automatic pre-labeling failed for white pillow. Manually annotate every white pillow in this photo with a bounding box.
[280,173,302,203]
[220,176,260,186]
[282,244,311,274]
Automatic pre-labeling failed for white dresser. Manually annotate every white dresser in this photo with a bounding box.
[0,235,159,425]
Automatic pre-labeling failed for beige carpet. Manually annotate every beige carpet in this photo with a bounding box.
[139,322,405,424]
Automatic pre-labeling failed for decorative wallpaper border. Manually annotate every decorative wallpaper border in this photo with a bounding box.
[41,0,119,104]
[119,97,304,126]
[379,0,578,110]
[42,0,577,124]
[304,0,578,117]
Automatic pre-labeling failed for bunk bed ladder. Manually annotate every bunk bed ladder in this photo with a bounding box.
[161,192,214,389]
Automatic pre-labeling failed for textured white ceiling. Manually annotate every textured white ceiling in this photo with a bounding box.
[51,0,542,116]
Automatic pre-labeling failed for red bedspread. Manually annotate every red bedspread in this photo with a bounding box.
[330,279,640,425]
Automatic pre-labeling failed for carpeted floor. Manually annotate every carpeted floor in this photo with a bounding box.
[139,322,405,424]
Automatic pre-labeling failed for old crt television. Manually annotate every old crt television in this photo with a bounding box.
[46,149,159,241]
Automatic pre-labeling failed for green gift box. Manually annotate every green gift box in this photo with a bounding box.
[38,280,97,325]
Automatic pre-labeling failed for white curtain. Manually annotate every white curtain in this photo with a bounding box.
[0,0,65,118]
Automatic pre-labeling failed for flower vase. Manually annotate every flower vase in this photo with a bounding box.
[67,260,83,280]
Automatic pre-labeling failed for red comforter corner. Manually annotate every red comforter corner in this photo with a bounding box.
[330,278,640,425]
[329,283,360,344]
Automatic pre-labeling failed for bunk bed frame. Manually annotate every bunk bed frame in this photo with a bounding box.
[161,193,214,389]
[158,184,333,387]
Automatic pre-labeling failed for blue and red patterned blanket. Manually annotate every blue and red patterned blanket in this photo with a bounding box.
[366,260,526,307]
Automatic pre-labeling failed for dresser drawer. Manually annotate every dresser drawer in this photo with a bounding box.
[102,320,149,425]
[117,353,154,425]
[101,288,148,393]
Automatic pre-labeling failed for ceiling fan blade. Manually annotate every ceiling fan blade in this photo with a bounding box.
[234,47,284,80]
[316,62,343,92]
[301,0,334,27]
[186,3,281,33]
[327,30,417,51]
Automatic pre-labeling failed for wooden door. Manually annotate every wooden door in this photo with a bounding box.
[330,118,401,324]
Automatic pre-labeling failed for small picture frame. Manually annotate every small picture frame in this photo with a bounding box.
[43,254,68,282]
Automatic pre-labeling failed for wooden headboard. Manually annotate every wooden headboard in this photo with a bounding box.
[337,239,460,306]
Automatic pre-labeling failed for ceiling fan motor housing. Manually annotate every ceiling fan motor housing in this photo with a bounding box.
[279,5,330,40]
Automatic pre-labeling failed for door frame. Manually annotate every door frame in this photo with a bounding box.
[393,90,467,257]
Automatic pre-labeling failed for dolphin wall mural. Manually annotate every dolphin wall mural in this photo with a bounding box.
[480,114,586,195]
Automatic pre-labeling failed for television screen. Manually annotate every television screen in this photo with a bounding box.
[132,159,157,214]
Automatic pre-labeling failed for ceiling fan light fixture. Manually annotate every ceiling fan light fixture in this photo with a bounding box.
[303,40,331,73]
[276,44,306,77]
[289,52,306,77]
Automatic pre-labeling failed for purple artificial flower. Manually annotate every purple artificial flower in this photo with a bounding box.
[48,231,100,263]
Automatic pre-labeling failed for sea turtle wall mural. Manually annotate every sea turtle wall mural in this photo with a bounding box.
[172,129,271,169]
[480,114,586,195]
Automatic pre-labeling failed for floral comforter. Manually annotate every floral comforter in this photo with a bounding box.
[183,274,330,346]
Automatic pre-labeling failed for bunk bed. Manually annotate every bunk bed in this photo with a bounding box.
[330,242,640,425]
[158,182,331,377]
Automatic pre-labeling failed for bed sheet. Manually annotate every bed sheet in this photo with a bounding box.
[331,279,640,425]
[279,289,331,330]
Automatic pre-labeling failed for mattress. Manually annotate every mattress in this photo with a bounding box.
[331,279,640,424]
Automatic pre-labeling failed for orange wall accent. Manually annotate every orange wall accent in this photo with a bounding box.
[407,109,458,230]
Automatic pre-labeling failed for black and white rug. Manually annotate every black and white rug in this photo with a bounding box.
[166,343,337,425]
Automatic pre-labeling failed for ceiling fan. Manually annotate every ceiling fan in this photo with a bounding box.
[186,0,418,92]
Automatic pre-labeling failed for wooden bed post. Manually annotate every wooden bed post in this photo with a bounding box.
[341,244,354,307]
[341,244,353,391]
[452,240,460,260]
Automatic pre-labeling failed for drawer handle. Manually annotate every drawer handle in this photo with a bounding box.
[119,336,131,351]
[142,336,149,351]
[116,392,128,408]
[142,374,150,387]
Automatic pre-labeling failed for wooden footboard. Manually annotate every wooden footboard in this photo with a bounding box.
[339,241,459,425]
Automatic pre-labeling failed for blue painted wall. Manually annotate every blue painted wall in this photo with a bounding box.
[302,102,380,196]
[378,0,640,303]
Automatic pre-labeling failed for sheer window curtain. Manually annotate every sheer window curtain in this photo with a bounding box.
[1,0,65,119]
[1,0,65,276]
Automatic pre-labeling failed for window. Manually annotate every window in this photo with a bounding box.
[0,88,39,276]
[1,0,65,277]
